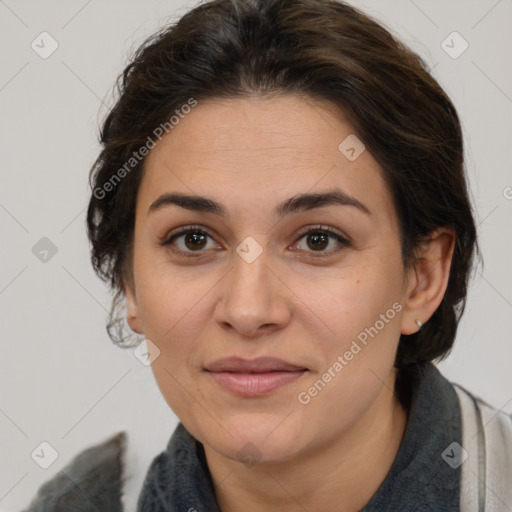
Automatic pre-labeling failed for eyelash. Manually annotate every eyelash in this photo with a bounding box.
[160,224,350,259]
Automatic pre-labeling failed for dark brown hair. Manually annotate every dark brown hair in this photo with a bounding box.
[86,0,479,369]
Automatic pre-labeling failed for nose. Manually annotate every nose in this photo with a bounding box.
[213,241,292,339]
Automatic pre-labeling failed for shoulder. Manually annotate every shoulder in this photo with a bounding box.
[453,383,512,510]
[452,382,512,459]
[453,382,512,431]
[21,431,127,512]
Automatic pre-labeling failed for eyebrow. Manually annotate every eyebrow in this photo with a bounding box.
[148,188,371,218]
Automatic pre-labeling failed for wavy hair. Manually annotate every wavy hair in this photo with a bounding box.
[86,0,479,371]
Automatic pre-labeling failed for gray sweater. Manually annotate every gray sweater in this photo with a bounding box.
[22,362,462,511]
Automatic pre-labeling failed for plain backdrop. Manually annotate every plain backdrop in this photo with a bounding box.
[0,0,511,510]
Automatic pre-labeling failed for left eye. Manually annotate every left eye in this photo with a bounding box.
[292,228,350,256]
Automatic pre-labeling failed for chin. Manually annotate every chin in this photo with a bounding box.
[200,414,307,465]
[220,436,302,467]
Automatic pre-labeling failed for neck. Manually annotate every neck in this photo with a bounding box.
[204,368,409,512]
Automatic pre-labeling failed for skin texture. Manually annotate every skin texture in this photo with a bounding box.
[125,94,455,511]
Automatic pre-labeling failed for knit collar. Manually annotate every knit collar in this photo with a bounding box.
[361,362,462,511]
[137,361,461,511]
[136,420,220,511]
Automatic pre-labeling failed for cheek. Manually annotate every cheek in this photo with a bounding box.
[295,274,404,432]
[134,264,217,403]
[139,279,208,419]
[303,261,403,343]
[134,258,212,339]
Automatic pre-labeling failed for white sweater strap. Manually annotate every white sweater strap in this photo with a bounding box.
[454,383,512,512]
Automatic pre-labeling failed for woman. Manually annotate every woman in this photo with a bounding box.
[22,0,512,510]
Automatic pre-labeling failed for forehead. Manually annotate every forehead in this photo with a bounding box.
[138,95,395,225]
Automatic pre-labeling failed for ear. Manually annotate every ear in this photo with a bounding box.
[124,281,144,335]
[400,227,456,335]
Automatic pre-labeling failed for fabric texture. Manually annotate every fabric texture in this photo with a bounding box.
[360,362,461,511]
[22,361,468,511]
[455,383,512,511]
[21,431,126,512]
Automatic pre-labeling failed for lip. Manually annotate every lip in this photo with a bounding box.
[204,357,308,397]
[205,356,307,373]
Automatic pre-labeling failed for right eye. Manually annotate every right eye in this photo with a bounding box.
[161,225,222,258]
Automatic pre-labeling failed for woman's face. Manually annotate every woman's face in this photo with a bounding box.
[126,94,412,464]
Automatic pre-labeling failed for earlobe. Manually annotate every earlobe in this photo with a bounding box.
[125,283,144,335]
[400,228,456,335]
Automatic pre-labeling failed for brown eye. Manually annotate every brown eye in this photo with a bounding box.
[306,232,329,251]
[161,225,220,257]
[293,226,350,257]
[183,231,208,251]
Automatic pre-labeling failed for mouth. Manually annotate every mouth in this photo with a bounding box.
[204,357,309,397]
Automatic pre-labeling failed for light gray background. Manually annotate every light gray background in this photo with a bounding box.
[0,0,511,510]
